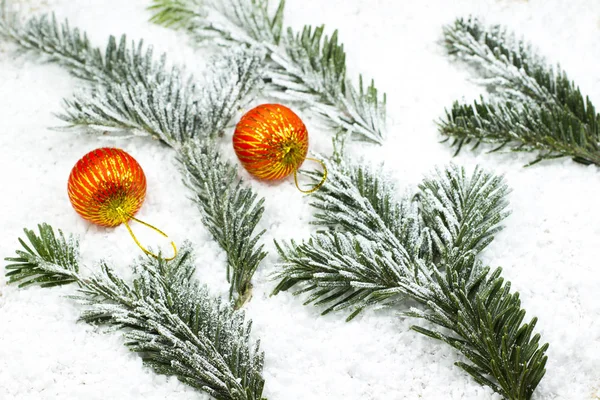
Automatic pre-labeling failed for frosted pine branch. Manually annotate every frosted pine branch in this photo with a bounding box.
[59,47,263,148]
[178,140,266,308]
[5,226,266,400]
[307,161,430,262]
[272,231,422,321]
[440,98,600,166]
[5,224,79,287]
[149,0,387,144]
[443,17,552,105]
[275,163,509,316]
[418,164,510,263]
[1,11,263,146]
[404,256,548,400]
[274,162,548,398]
[0,12,111,82]
[441,17,600,166]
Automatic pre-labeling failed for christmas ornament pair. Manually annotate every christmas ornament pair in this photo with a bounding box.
[67,104,324,258]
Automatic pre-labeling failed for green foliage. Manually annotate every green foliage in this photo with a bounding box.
[273,231,415,321]
[148,0,204,29]
[178,141,267,308]
[275,163,510,317]
[274,162,547,398]
[405,256,548,400]
[0,11,263,147]
[59,46,262,147]
[0,13,106,82]
[440,98,600,166]
[418,164,510,263]
[5,226,266,400]
[150,0,285,45]
[441,17,600,166]
[306,162,430,261]
[149,0,387,145]
[5,224,79,287]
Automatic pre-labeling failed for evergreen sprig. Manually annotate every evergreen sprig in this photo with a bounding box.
[0,11,266,305]
[0,12,112,82]
[440,17,600,166]
[275,163,509,317]
[306,162,431,262]
[418,164,510,263]
[0,11,263,147]
[273,231,418,321]
[149,0,387,144]
[179,141,267,308]
[59,46,262,148]
[5,225,266,400]
[5,224,79,287]
[404,255,548,400]
[274,162,547,399]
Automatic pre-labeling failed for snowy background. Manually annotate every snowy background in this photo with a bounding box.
[1,0,599,399]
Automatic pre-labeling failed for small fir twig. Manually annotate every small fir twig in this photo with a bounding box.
[178,141,267,308]
[440,17,600,166]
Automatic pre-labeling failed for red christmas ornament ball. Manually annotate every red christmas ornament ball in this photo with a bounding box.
[67,148,147,227]
[233,104,309,180]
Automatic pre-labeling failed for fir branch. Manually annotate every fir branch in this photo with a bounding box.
[441,17,600,166]
[4,224,79,288]
[1,12,267,306]
[1,10,263,147]
[440,98,600,166]
[443,17,552,105]
[178,140,266,308]
[418,164,510,263]
[150,0,285,46]
[404,256,548,400]
[59,47,263,148]
[1,12,133,84]
[275,163,509,316]
[149,0,387,144]
[5,226,266,400]
[272,231,420,321]
[307,161,430,262]
[273,163,548,399]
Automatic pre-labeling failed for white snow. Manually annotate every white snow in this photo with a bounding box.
[1,0,599,399]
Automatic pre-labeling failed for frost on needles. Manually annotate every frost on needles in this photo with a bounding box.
[440,17,600,166]
[5,224,266,400]
[149,0,387,144]
[273,162,548,400]
[0,10,266,307]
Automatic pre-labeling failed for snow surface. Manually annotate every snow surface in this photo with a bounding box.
[1,0,599,399]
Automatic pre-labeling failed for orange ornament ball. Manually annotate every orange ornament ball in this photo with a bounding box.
[67,148,147,227]
[233,104,309,180]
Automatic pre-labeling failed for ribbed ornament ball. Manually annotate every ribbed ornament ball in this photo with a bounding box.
[233,104,309,180]
[67,148,147,227]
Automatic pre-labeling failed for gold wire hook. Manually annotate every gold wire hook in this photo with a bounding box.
[117,208,178,261]
[294,157,328,194]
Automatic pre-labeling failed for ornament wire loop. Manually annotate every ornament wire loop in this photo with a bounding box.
[117,208,178,261]
[294,158,328,194]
